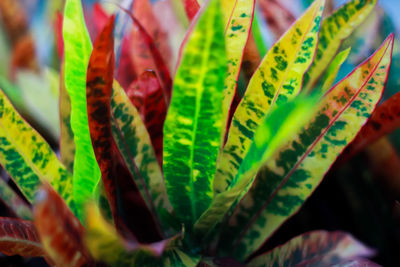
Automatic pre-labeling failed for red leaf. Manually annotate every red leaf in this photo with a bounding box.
[258,0,296,39]
[342,91,400,160]
[127,70,167,165]
[54,11,64,59]
[86,16,163,242]
[182,0,200,21]
[93,3,110,38]
[0,217,45,258]
[34,184,93,266]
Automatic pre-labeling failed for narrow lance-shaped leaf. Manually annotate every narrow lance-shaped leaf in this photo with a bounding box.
[0,217,45,259]
[217,35,394,260]
[194,97,317,237]
[320,47,351,93]
[0,89,75,212]
[220,0,255,134]
[86,15,119,226]
[0,178,33,220]
[127,70,167,165]
[214,0,324,194]
[63,0,100,219]
[303,0,376,92]
[247,231,375,267]
[342,90,400,161]
[111,81,173,235]
[163,0,227,228]
[34,184,94,267]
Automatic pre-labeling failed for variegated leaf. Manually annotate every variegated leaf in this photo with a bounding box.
[320,47,351,93]
[216,35,394,260]
[163,0,226,228]
[214,0,324,194]
[303,0,376,92]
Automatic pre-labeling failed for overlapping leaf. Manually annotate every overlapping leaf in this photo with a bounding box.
[163,0,227,228]
[34,184,93,267]
[247,231,375,267]
[194,97,317,238]
[0,217,45,259]
[111,81,172,235]
[0,89,74,211]
[214,0,324,194]
[343,91,400,160]
[320,47,351,93]
[63,0,100,219]
[216,35,394,260]
[127,70,167,165]
[303,0,376,92]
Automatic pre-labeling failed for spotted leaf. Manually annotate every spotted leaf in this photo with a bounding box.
[214,0,324,194]
[342,90,400,161]
[247,231,375,267]
[0,89,74,213]
[320,47,351,93]
[216,35,394,260]
[303,0,376,92]
[194,97,317,238]
[63,0,100,219]
[111,81,172,235]
[163,0,226,228]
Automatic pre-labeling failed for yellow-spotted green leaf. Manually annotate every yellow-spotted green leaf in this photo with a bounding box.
[163,0,226,228]
[0,89,75,213]
[303,0,376,92]
[216,35,394,260]
[111,81,173,233]
[194,97,317,238]
[63,0,100,218]
[247,231,375,267]
[0,178,32,220]
[220,0,255,133]
[320,47,351,93]
[214,0,324,194]
[59,61,75,173]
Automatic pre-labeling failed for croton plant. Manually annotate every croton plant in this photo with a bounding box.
[0,0,397,266]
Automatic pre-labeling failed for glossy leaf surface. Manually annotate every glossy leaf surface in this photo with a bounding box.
[217,35,394,260]
[303,0,376,91]
[247,231,375,267]
[215,0,324,194]
[163,0,226,227]
[0,217,44,258]
[0,89,74,212]
[63,0,100,218]
[34,184,93,267]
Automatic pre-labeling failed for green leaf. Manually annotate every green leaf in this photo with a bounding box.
[163,0,227,228]
[247,231,375,267]
[320,47,351,93]
[214,0,324,194]
[303,0,376,92]
[216,35,394,260]
[0,89,75,212]
[111,81,173,233]
[194,97,317,238]
[63,0,100,219]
